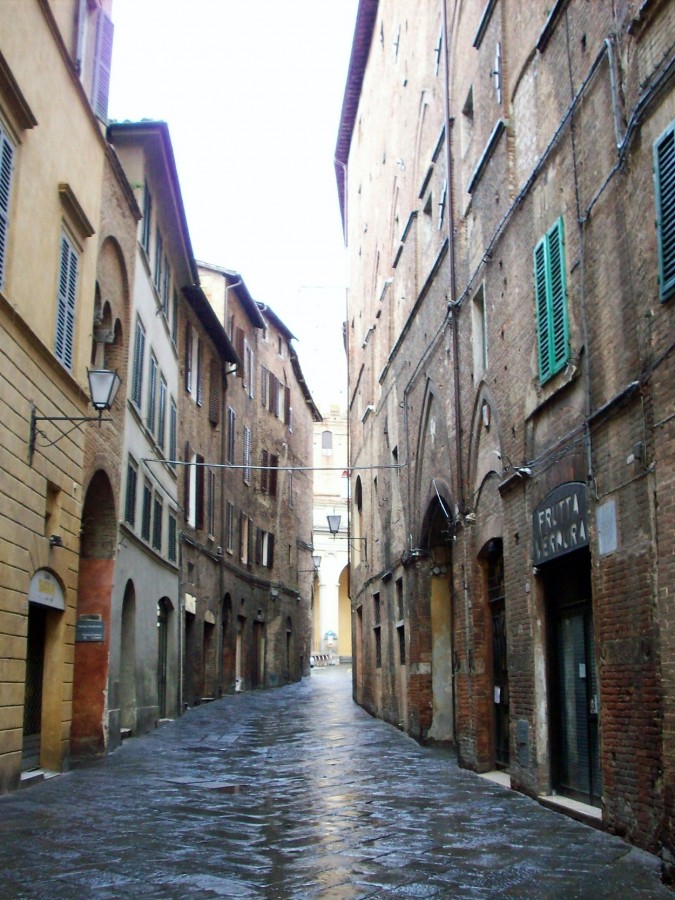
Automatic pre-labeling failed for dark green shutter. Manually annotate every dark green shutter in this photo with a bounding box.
[654,123,675,302]
[533,217,569,384]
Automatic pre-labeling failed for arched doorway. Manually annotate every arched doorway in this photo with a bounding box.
[119,581,136,735]
[337,565,351,660]
[157,597,172,718]
[72,469,116,757]
[421,494,455,743]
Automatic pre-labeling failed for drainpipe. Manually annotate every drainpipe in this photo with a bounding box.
[217,362,227,694]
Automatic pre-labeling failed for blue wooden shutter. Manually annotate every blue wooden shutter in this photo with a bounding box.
[91,10,114,121]
[55,235,78,370]
[654,123,675,302]
[0,128,14,287]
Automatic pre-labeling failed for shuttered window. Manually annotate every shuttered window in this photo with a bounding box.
[209,358,220,424]
[124,458,138,527]
[185,321,193,392]
[154,228,163,293]
[168,511,177,562]
[141,480,152,541]
[141,182,152,254]
[152,496,162,551]
[243,426,251,484]
[655,122,675,302]
[269,454,279,497]
[533,217,569,384]
[91,9,114,121]
[196,339,203,406]
[195,453,205,531]
[131,316,145,407]
[55,234,78,371]
[260,366,268,407]
[226,502,235,553]
[169,398,177,464]
[157,375,167,450]
[260,449,269,493]
[227,407,236,464]
[207,468,216,536]
[147,353,158,434]
[0,125,14,288]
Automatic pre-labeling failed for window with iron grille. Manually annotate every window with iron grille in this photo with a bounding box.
[141,480,152,541]
[131,316,145,408]
[0,123,13,289]
[655,121,675,302]
[124,457,138,527]
[152,495,162,551]
[533,217,569,384]
[55,233,78,371]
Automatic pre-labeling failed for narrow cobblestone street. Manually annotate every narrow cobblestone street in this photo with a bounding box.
[0,666,669,899]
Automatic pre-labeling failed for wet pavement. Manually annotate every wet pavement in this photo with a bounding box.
[0,666,670,899]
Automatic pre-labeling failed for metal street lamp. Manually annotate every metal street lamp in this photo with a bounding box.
[29,368,122,464]
[327,514,341,536]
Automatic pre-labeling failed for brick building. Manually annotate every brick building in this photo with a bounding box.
[337,0,674,873]
[198,263,321,690]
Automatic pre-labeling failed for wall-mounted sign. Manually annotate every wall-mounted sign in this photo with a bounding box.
[76,615,105,642]
[28,569,65,611]
[532,482,589,565]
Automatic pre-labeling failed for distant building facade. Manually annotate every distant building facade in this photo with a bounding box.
[198,263,321,690]
[337,0,675,873]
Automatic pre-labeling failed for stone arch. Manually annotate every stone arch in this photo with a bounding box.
[337,564,352,660]
[94,236,130,374]
[414,378,454,541]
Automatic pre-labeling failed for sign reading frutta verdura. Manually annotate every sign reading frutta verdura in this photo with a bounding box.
[532,481,589,565]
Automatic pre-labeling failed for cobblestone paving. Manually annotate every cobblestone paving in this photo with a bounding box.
[0,666,670,898]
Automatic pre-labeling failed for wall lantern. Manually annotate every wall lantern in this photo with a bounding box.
[327,514,342,536]
[312,555,322,570]
[29,368,122,464]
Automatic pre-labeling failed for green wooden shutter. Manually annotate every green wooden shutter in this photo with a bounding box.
[533,217,569,384]
[548,218,569,374]
[654,123,675,302]
[132,317,145,407]
[534,238,551,381]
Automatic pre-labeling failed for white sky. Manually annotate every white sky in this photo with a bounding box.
[108,0,357,413]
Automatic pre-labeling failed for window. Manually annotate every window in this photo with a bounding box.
[90,8,114,121]
[288,470,294,508]
[168,511,177,562]
[322,430,333,456]
[147,353,158,433]
[260,366,269,408]
[256,528,275,568]
[655,121,675,302]
[472,284,487,376]
[226,501,235,553]
[196,339,203,406]
[186,449,205,530]
[373,592,382,668]
[534,217,569,384]
[227,407,236,464]
[55,233,78,371]
[141,182,152,254]
[0,123,15,288]
[269,454,279,497]
[240,514,252,564]
[153,228,163,293]
[438,180,447,230]
[209,358,220,425]
[131,316,145,408]
[157,375,167,450]
[169,397,177,464]
[161,255,170,314]
[244,343,254,398]
[152,495,162,551]
[124,457,138,526]
[141,479,152,541]
[207,468,216,536]
[260,451,278,495]
[260,449,269,493]
[243,426,251,484]
[171,287,179,344]
[284,385,292,427]
[185,321,193,393]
